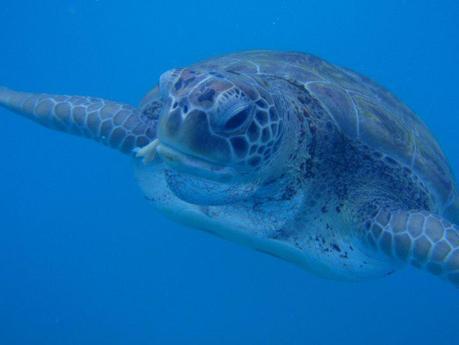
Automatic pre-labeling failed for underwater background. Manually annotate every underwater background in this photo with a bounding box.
[0,1,458,344]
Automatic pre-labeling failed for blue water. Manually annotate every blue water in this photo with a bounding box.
[0,1,458,344]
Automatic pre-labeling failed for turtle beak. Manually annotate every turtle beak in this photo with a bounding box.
[157,106,232,164]
[155,142,236,182]
[136,137,236,182]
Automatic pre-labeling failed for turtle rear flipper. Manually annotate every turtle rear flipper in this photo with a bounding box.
[0,86,157,154]
[365,209,459,287]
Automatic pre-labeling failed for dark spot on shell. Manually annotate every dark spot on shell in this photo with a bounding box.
[142,101,162,120]
[331,243,341,252]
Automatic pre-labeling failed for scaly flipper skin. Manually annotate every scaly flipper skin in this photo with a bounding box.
[0,87,156,153]
[366,209,459,287]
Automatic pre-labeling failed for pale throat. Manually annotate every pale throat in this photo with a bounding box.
[135,159,304,238]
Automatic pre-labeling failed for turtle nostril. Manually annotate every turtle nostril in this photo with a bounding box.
[224,108,251,131]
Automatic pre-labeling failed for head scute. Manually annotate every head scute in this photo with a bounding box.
[156,66,287,175]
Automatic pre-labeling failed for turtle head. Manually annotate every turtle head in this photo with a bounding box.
[153,67,290,205]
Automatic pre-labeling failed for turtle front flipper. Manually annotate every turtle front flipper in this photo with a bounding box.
[365,209,459,287]
[0,86,157,154]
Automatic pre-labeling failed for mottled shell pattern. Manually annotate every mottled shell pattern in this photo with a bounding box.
[186,51,456,211]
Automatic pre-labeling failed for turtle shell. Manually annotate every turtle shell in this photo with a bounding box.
[191,50,456,209]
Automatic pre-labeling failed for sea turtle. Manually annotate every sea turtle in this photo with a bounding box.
[1,50,458,287]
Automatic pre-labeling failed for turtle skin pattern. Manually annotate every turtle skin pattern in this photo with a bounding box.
[193,51,457,212]
[368,209,459,286]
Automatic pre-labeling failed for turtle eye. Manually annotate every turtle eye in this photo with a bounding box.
[222,107,252,132]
